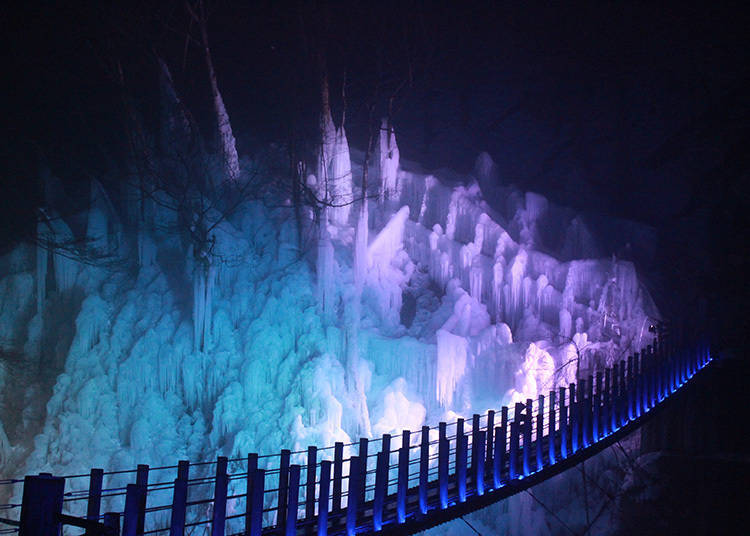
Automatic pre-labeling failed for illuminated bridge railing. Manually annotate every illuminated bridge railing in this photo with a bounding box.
[0,335,712,536]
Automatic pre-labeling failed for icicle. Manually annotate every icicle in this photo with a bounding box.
[328,126,353,226]
[354,200,369,290]
[509,249,528,325]
[559,309,572,339]
[368,206,410,270]
[36,221,48,314]
[436,329,468,407]
[492,260,505,322]
[317,215,336,323]
[379,119,400,201]
[469,256,483,302]
[474,152,498,199]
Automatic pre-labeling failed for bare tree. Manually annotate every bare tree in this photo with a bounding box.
[185,0,240,186]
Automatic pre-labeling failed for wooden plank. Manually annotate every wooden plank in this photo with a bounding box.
[570,383,579,453]
[396,430,411,523]
[456,418,465,501]
[457,433,467,502]
[279,449,291,530]
[135,465,148,534]
[332,443,343,512]
[493,424,504,488]
[305,447,317,523]
[358,438,368,504]
[346,457,360,535]
[509,421,519,480]
[245,454,258,534]
[523,399,532,475]
[559,387,568,459]
[548,391,557,464]
[438,423,448,509]
[317,462,330,536]
[249,469,265,536]
[85,468,103,535]
[19,474,65,536]
[485,410,495,470]
[122,484,145,536]
[211,456,228,536]
[536,395,544,471]
[419,426,429,515]
[471,414,480,474]
[475,430,486,496]
[170,461,189,536]
[285,465,300,536]
[373,451,387,529]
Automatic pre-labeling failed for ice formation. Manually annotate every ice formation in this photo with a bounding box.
[0,128,659,524]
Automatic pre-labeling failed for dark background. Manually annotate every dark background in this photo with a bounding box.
[1,1,748,349]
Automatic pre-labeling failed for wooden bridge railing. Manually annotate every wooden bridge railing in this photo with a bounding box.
[0,334,712,536]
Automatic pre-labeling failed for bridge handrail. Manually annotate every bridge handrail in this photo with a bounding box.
[1,332,713,536]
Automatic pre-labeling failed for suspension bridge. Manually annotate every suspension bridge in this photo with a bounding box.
[0,334,711,535]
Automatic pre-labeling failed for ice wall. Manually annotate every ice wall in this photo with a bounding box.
[0,135,658,524]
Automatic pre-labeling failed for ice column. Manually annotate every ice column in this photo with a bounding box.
[379,119,400,201]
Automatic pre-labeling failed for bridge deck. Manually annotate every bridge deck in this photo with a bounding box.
[1,336,711,536]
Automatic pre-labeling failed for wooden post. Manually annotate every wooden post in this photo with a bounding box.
[346,457,360,535]
[306,447,317,524]
[419,426,429,515]
[523,398,533,475]
[653,339,662,400]
[85,468,104,535]
[438,422,448,509]
[475,430,486,495]
[536,395,544,471]
[548,390,557,464]
[579,381,586,447]
[493,425,504,488]
[211,457,229,536]
[135,464,148,534]
[122,483,146,536]
[582,377,591,447]
[603,368,611,435]
[381,433,391,495]
[373,451,387,529]
[171,461,189,536]
[595,372,603,439]
[559,387,568,459]
[510,403,523,479]
[249,469,265,536]
[569,384,579,453]
[647,345,655,407]
[471,414,480,475]
[457,433,468,502]
[358,438,368,503]
[617,359,628,426]
[317,462,330,536]
[591,371,604,442]
[486,410,495,470]
[103,512,120,535]
[611,363,620,430]
[332,443,343,512]
[509,421,520,480]
[244,455,258,533]
[286,465,301,536]
[456,418,466,501]
[19,474,65,536]
[397,430,411,523]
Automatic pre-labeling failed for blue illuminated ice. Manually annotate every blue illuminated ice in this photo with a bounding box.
[0,124,659,526]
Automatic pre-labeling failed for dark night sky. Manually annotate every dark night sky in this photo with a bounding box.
[1,1,748,345]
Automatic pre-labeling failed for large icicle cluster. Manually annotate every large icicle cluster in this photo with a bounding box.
[0,124,658,524]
